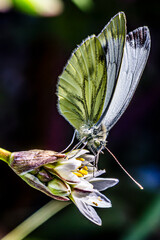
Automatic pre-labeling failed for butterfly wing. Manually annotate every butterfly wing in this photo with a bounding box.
[97,12,126,121]
[99,26,151,131]
[57,12,127,132]
[57,35,107,131]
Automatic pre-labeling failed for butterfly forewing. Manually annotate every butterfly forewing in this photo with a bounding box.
[96,12,126,125]
[57,35,107,131]
[101,26,151,131]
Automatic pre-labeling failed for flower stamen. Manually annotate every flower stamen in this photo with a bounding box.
[82,166,88,170]
[93,202,98,206]
[76,157,85,161]
[78,169,88,175]
[73,172,83,177]
[97,196,102,201]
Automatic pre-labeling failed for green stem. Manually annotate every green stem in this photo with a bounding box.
[0,148,11,164]
[2,200,70,240]
[121,193,160,240]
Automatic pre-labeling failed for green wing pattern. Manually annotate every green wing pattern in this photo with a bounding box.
[57,35,107,130]
[97,12,126,124]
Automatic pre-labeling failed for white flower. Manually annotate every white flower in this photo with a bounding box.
[53,149,119,225]
[10,148,119,225]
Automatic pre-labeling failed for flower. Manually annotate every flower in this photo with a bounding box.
[57,150,119,225]
[8,148,119,225]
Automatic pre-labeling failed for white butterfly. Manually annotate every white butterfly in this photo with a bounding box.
[57,12,151,155]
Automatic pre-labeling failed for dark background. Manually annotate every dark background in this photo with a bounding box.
[0,0,159,239]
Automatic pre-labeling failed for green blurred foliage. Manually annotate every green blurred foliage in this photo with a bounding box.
[71,0,94,12]
[0,0,64,16]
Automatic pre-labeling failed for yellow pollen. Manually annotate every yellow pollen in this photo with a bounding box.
[93,202,98,206]
[73,172,83,177]
[97,196,102,201]
[82,166,88,170]
[76,157,85,161]
[78,169,88,175]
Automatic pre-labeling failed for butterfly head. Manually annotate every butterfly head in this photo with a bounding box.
[78,123,108,151]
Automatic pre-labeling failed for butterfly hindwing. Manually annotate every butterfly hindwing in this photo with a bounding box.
[101,26,151,131]
[57,35,107,131]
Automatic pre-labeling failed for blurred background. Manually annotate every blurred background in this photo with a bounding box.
[0,0,159,239]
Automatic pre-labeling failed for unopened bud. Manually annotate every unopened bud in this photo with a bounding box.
[48,178,71,197]
[7,149,69,201]
[37,169,53,182]
[9,149,65,175]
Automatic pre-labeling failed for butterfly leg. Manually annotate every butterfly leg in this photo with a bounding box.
[95,145,103,168]
[60,130,77,153]
[68,141,88,159]
[69,136,87,153]
[89,145,98,176]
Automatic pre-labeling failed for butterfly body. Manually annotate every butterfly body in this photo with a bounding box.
[77,123,107,151]
[57,12,151,154]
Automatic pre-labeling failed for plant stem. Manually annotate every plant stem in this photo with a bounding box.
[2,200,70,240]
[121,193,160,240]
[0,148,11,164]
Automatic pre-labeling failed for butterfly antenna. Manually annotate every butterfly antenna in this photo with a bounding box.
[105,146,143,190]
[60,130,76,153]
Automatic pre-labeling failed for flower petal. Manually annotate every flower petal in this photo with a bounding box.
[89,178,119,191]
[72,186,111,208]
[71,196,102,226]
[81,190,112,208]
[93,169,106,177]
[54,163,81,184]
[86,169,106,180]
[56,169,80,184]
[67,149,89,159]
[82,154,95,163]
[57,158,82,170]
[73,179,94,195]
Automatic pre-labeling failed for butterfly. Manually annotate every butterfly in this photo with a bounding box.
[57,12,151,156]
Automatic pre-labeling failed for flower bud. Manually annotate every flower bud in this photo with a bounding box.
[8,149,69,201]
[37,169,53,182]
[48,178,71,197]
[9,149,65,175]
